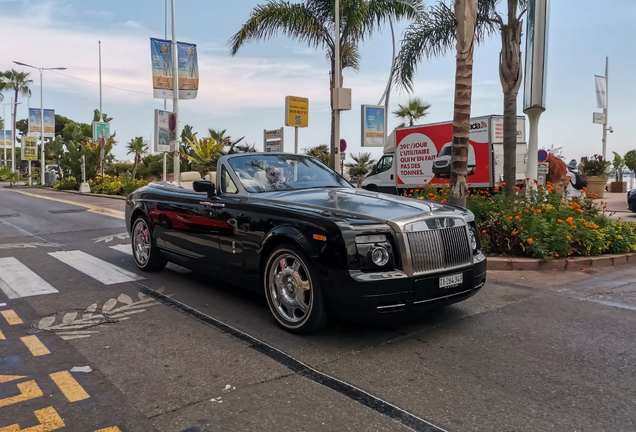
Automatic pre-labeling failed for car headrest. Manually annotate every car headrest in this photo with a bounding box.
[203,171,216,181]
[178,171,201,182]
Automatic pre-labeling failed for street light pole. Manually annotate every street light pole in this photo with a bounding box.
[601,56,609,160]
[333,0,341,170]
[2,103,7,167]
[13,61,67,185]
[171,0,180,181]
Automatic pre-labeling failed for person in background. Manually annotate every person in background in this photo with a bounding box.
[566,159,585,199]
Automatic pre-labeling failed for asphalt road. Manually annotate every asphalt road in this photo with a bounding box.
[1,187,635,432]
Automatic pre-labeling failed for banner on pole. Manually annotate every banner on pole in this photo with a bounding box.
[0,130,12,149]
[28,108,55,138]
[92,122,110,142]
[21,137,38,161]
[150,38,199,100]
[523,0,551,112]
[154,109,172,152]
[594,75,607,109]
[361,105,385,147]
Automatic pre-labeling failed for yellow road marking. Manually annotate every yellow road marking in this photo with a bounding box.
[94,428,123,432]
[0,375,27,384]
[6,190,125,220]
[0,381,43,408]
[49,371,90,402]
[0,329,4,340]
[0,406,65,432]
[20,336,50,356]
[1,310,23,325]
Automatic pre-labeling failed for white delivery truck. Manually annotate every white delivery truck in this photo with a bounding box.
[362,115,528,194]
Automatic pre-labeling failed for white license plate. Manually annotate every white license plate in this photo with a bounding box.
[439,273,463,289]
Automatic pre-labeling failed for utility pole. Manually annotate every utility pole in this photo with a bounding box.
[12,97,16,173]
[171,0,180,181]
[333,0,341,170]
[163,0,168,180]
[601,56,609,160]
[99,40,105,178]
[2,102,7,167]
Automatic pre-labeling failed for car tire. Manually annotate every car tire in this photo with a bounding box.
[131,215,167,272]
[264,243,328,334]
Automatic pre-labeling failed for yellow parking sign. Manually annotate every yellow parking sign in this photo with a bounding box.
[285,96,309,128]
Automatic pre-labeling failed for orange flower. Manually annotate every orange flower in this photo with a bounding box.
[527,238,533,244]
[566,217,573,224]
[529,185,534,189]
[534,179,538,184]
[536,209,542,213]
[557,219,563,223]
[568,207,574,210]
[494,186,500,191]
[518,211,522,214]
[513,186,520,190]
[423,179,427,182]
[577,208,583,213]
[572,226,577,229]
[501,182,506,186]
[561,201,566,205]
[508,216,513,220]
[555,253,559,257]
[512,231,519,235]
[410,189,414,193]
[567,236,571,240]
[525,177,530,181]
[482,230,486,234]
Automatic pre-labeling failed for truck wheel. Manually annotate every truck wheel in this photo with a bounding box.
[264,243,328,334]
[366,184,378,192]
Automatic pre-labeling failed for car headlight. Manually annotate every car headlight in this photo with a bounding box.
[355,234,395,270]
[370,246,390,267]
[468,227,478,252]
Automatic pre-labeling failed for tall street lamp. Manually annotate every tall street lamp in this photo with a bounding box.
[13,61,67,185]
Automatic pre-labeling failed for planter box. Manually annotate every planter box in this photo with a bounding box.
[584,175,608,199]
[610,181,627,193]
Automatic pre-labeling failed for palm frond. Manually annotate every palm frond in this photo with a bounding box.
[229,1,332,55]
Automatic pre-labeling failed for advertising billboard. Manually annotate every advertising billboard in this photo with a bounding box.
[154,109,172,152]
[21,137,38,161]
[395,119,491,187]
[92,122,110,142]
[28,108,55,138]
[150,38,199,100]
[361,105,385,147]
[0,130,12,149]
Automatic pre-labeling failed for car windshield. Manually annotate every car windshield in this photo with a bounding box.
[438,146,452,156]
[228,154,352,193]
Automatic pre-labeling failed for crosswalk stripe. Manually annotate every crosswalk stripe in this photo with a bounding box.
[49,371,90,402]
[1,310,23,325]
[109,244,192,274]
[48,250,144,285]
[21,335,51,356]
[0,257,59,299]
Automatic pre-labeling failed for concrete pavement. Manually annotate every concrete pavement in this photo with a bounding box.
[1,186,636,431]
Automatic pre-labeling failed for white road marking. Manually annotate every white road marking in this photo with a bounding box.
[0,257,59,299]
[48,250,144,285]
[587,299,636,312]
[0,303,6,307]
[109,244,192,273]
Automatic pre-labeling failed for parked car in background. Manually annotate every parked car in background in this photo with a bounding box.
[125,153,487,333]
[628,189,636,213]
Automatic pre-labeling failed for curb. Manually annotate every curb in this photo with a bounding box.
[44,187,127,201]
[488,253,636,271]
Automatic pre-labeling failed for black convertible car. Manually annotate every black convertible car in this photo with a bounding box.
[125,153,487,333]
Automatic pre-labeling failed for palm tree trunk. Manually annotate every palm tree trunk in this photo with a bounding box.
[449,0,478,207]
[500,17,523,193]
[132,153,139,179]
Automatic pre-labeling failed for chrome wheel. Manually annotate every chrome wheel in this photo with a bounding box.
[133,219,151,267]
[268,253,312,323]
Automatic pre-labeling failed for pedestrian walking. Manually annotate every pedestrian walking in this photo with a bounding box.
[566,159,586,199]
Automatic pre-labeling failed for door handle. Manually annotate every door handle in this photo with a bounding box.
[390,174,394,180]
[200,202,225,208]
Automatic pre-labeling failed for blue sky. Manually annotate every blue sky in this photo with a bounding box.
[1,0,634,164]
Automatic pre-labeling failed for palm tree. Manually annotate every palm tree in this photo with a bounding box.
[393,97,431,127]
[345,152,376,187]
[394,0,527,195]
[229,0,420,168]
[1,70,32,137]
[305,144,330,165]
[209,128,246,154]
[183,135,225,177]
[126,137,148,179]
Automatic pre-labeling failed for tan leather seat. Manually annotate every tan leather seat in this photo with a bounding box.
[203,171,216,182]
[178,171,201,190]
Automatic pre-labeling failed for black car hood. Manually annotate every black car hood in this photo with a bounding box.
[254,187,473,223]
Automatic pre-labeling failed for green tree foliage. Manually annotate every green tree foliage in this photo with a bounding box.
[60,126,97,180]
[625,150,636,174]
[304,144,330,165]
[393,97,431,127]
[345,152,376,186]
[1,69,32,135]
[230,0,420,167]
[126,137,148,179]
[93,109,113,123]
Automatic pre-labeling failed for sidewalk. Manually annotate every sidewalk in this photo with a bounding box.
[594,192,635,221]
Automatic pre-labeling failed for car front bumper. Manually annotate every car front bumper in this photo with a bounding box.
[331,254,487,320]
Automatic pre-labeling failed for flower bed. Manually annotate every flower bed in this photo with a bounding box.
[87,174,149,196]
[406,182,636,261]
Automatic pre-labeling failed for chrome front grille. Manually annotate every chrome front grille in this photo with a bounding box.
[406,226,472,274]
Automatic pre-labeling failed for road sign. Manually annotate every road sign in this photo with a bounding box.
[340,139,347,153]
[537,162,549,175]
[264,128,284,152]
[538,149,548,162]
[285,96,309,128]
[593,112,606,124]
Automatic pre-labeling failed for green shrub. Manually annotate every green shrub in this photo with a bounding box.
[88,175,122,195]
[406,182,636,261]
[105,162,134,178]
[121,173,149,195]
[52,176,78,190]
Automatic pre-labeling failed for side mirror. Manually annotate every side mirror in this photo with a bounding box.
[193,180,216,197]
